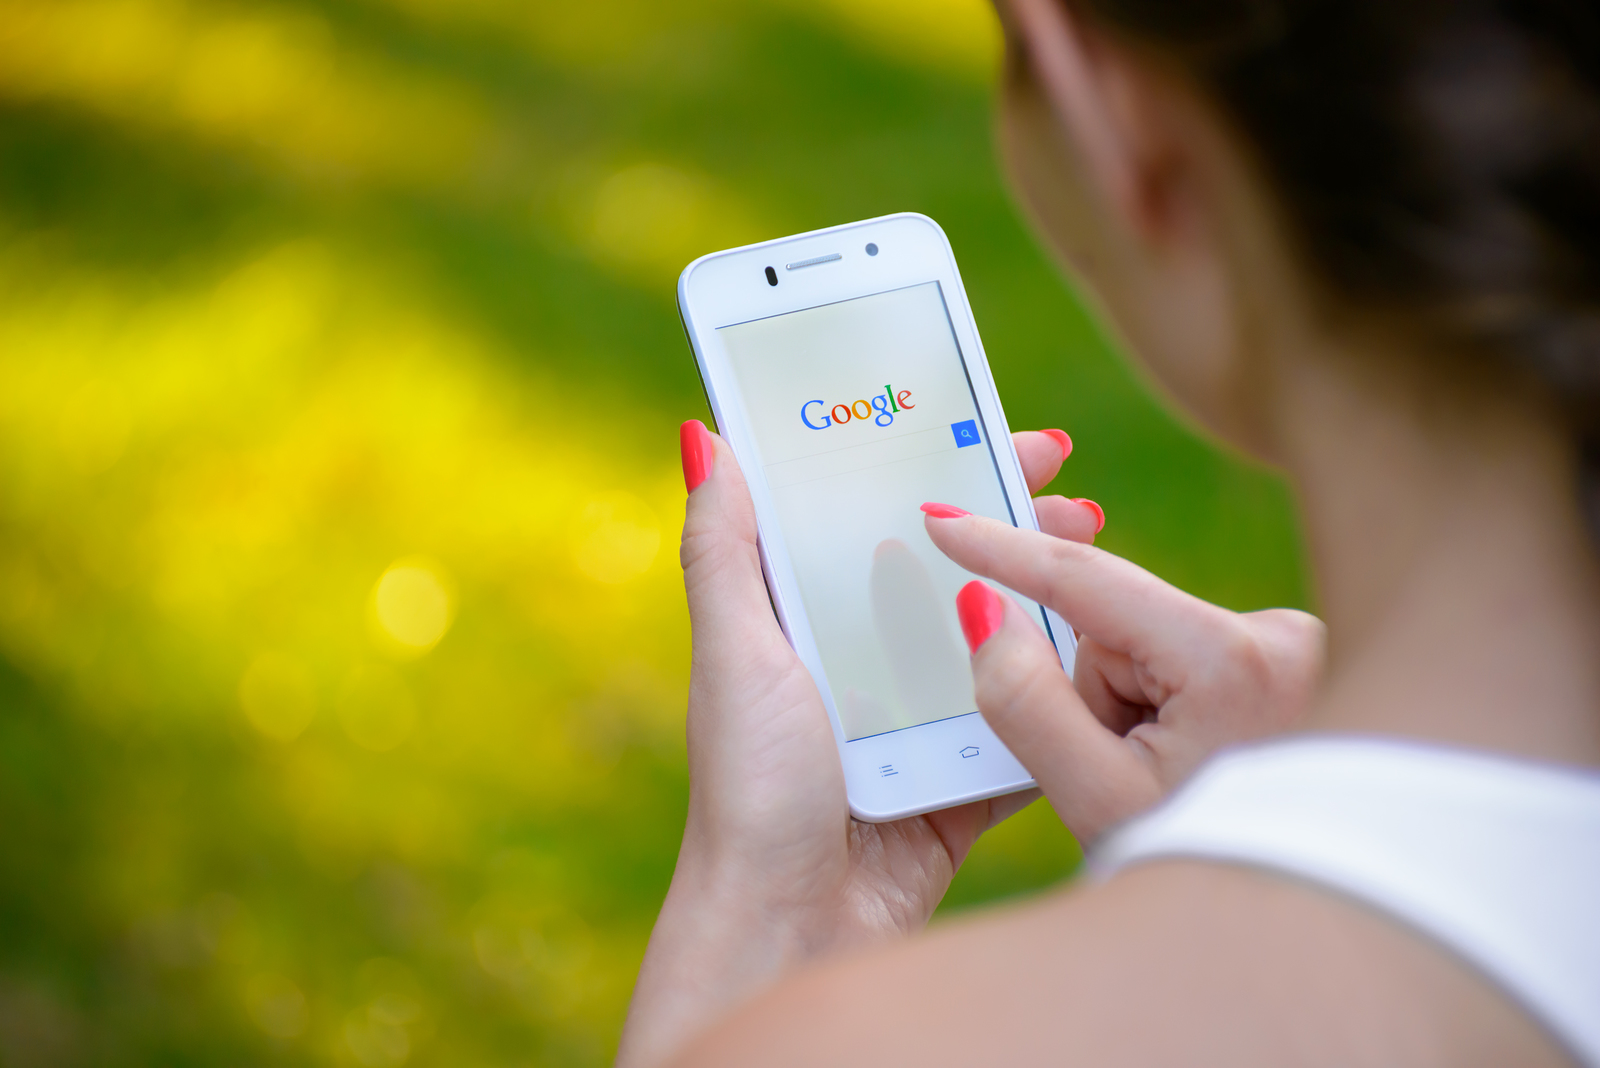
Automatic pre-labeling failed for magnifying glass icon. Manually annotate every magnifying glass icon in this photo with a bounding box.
[951,419,981,448]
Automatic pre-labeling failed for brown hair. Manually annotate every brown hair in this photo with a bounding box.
[1075,0,1600,528]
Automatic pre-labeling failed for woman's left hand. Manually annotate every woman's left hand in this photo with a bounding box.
[616,424,1096,1068]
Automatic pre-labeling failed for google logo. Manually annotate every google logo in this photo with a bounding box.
[801,386,915,429]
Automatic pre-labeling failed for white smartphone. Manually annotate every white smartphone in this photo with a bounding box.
[677,213,1076,822]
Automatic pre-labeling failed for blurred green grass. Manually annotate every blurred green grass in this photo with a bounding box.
[0,0,1306,1063]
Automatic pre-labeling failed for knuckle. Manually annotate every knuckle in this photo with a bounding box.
[1257,606,1325,640]
[1216,614,1275,685]
[677,520,724,573]
[1037,535,1094,599]
[1207,609,1326,713]
[1248,609,1328,681]
[678,496,758,575]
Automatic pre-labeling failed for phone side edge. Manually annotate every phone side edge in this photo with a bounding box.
[676,262,810,669]
[918,222,1080,679]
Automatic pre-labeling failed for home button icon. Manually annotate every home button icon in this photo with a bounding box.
[959,746,980,759]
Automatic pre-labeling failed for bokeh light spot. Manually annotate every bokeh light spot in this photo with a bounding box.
[571,492,660,584]
[589,164,710,272]
[373,561,453,651]
[804,0,1000,80]
[245,973,308,1039]
[344,957,424,1066]
[344,1009,411,1067]
[239,652,317,741]
[472,922,524,981]
[584,162,765,283]
[337,665,417,752]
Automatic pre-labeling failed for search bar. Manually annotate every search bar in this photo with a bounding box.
[766,424,969,489]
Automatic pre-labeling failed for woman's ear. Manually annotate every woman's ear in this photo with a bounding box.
[997,0,1290,460]
[1001,0,1201,254]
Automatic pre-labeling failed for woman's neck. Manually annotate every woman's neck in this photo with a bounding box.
[1278,344,1600,766]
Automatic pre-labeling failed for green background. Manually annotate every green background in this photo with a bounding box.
[0,0,1305,1063]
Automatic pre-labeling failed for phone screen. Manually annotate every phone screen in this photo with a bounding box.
[718,280,1057,741]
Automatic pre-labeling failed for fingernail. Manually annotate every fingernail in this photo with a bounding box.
[681,419,713,493]
[1072,497,1105,534]
[1041,429,1072,460]
[921,502,971,519]
[956,581,1006,653]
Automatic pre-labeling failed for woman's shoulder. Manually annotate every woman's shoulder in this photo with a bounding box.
[674,859,1571,1068]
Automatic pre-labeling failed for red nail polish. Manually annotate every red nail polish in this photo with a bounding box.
[1041,429,1072,460]
[921,502,971,519]
[681,420,713,492]
[956,581,1005,653]
[1072,497,1105,534]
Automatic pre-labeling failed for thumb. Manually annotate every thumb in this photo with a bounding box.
[957,581,1162,843]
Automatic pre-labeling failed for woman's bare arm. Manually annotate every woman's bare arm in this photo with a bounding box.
[675,861,1570,1068]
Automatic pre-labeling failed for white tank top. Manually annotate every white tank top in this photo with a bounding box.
[1091,735,1600,1067]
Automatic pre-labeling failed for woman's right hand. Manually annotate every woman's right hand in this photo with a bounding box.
[924,511,1326,844]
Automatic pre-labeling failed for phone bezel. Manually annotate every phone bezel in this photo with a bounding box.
[678,212,1076,822]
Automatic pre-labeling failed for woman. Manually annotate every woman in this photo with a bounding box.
[620,0,1600,1064]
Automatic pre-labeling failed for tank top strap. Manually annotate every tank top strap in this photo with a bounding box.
[1091,735,1600,1067]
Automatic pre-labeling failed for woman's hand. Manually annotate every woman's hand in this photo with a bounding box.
[924,512,1326,844]
[617,423,1095,1068]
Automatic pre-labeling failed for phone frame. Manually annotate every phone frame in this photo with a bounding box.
[678,212,1075,822]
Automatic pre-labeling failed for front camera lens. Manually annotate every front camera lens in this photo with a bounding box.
[865,243,879,256]
[765,266,778,286]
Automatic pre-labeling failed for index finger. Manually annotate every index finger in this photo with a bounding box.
[924,512,1223,659]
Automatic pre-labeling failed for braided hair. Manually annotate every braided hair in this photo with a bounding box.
[1073,0,1600,531]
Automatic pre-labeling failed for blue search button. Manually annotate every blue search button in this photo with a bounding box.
[951,420,981,448]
